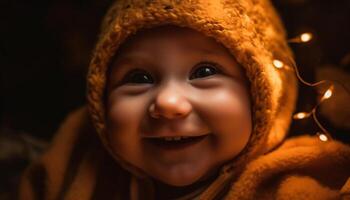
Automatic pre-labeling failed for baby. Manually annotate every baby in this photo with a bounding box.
[105,25,252,198]
[20,0,350,199]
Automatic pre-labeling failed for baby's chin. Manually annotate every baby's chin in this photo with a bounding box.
[149,164,218,187]
[156,173,202,187]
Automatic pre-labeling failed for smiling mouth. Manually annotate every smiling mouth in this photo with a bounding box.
[145,134,209,150]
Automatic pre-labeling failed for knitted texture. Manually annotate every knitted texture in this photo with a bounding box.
[18,1,350,199]
[19,108,350,199]
[86,0,297,177]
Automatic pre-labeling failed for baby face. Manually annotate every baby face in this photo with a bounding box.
[106,25,252,186]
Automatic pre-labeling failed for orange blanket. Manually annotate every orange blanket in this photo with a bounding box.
[19,107,350,199]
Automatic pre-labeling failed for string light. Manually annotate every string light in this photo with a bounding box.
[288,32,313,43]
[318,133,328,142]
[273,32,335,141]
[300,33,313,42]
[273,59,284,69]
[273,57,333,140]
[293,112,310,120]
[274,32,350,142]
[321,86,333,101]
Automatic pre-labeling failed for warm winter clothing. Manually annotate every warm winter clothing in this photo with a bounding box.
[20,0,350,199]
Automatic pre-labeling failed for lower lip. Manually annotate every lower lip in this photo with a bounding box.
[145,135,209,151]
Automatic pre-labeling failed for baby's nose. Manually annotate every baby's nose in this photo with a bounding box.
[149,87,192,119]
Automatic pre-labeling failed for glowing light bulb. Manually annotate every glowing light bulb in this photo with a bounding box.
[293,112,309,120]
[319,134,328,142]
[322,88,333,100]
[273,59,284,69]
[300,33,313,42]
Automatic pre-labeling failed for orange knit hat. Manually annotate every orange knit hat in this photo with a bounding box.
[86,0,297,183]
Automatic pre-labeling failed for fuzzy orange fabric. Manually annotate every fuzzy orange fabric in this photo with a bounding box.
[19,0,350,199]
[85,0,298,190]
[19,107,350,199]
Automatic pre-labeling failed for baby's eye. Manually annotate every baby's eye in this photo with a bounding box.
[122,69,154,84]
[190,62,218,80]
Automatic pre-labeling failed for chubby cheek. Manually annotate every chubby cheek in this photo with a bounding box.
[106,94,148,167]
[194,83,252,160]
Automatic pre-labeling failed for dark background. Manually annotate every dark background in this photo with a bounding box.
[0,0,350,198]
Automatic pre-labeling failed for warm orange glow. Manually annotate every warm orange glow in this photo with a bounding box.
[322,88,333,100]
[288,32,313,43]
[319,134,328,142]
[273,59,284,69]
[300,33,313,42]
[293,112,309,120]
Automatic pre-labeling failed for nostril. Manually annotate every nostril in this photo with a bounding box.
[149,104,190,119]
